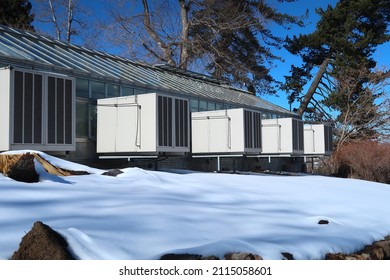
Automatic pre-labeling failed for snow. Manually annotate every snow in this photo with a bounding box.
[1,151,390,260]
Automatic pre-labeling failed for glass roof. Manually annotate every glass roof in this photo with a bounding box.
[0,24,295,116]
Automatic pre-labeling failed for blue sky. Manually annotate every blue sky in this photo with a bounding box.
[30,0,389,111]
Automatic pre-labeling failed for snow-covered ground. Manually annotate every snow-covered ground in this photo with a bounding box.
[1,151,390,260]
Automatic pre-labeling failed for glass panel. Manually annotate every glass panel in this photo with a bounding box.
[90,103,97,138]
[122,86,134,96]
[107,84,120,98]
[207,102,216,111]
[216,103,223,110]
[76,101,89,138]
[134,88,147,95]
[190,99,198,112]
[223,103,232,110]
[199,100,207,112]
[76,78,89,98]
[90,81,105,99]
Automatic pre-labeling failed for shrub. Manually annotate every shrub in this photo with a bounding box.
[334,141,390,184]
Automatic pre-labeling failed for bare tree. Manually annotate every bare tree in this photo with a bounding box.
[104,0,304,94]
[104,0,187,65]
[34,0,88,43]
[331,67,390,150]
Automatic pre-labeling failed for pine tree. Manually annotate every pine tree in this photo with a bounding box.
[0,0,34,31]
[283,0,390,142]
[283,0,390,117]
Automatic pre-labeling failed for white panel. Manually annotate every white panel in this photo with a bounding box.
[115,104,139,152]
[304,125,315,154]
[304,124,332,155]
[96,99,118,153]
[139,93,157,152]
[229,109,244,152]
[192,110,231,153]
[261,119,280,154]
[279,118,293,153]
[97,95,142,153]
[314,125,325,154]
[0,68,11,151]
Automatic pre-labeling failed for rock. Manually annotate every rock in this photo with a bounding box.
[11,221,75,260]
[281,252,294,260]
[7,153,39,183]
[160,253,203,260]
[326,235,390,260]
[202,255,220,260]
[224,252,262,260]
[318,220,329,225]
[1,153,89,178]
[102,169,124,177]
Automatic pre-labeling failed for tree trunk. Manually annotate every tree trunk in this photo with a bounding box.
[297,58,330,116]
[141,0,175,66]
[178,0,189,69]
[48,0,61,40]
[66,0,73,43]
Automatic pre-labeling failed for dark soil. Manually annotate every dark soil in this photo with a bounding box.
[11,221,75,260]
[7,153,39,183]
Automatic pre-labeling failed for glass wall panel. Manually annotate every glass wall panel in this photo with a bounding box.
[199,100,207,112]
[90,103,97,139]
[207,102,216,111]
[76,101,89,138]
[91,81,105,99]
[107,84,120,97]
[190,99,198,112]
[76,78,89,98]
[122,86,134,96]
[134,88,147,95]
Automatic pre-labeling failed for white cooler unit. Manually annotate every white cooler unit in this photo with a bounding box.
[97,93,190,154]
[261,118,304,155]
[0,67,75,152]
[191,108,262,155]
[304,124,333,155]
